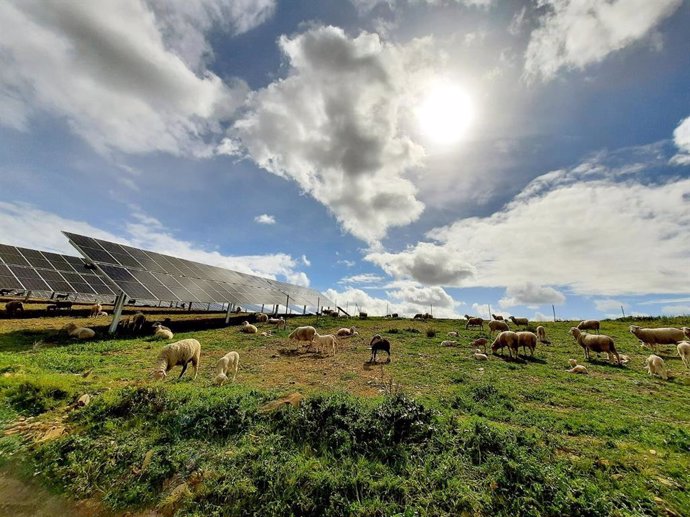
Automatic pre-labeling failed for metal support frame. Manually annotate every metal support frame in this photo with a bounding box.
[225,302,233,324]
[108,291,127,335]
[285,295,290,316]
[302,305,306,315]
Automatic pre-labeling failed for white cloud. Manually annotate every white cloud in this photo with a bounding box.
[671,115,690,166]
[0,202,310,285]
[225,25,438,243]
[499,283,566,308]
[638,296,690,306]
[254,214,276,225]
[337,259,357,268]
[339,273,385,285]
[0,0,252,156]
[594,298,628,314]
[524,0,682,81]
[365,152,690,296]
[660,304,690,316]
[533,311,551,322]
[350,0,493,11]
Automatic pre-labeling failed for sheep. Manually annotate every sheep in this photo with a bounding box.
[153,339,201,380]
[336,327,358,338]
[5,301,24,317]
[536,325,551,345]
[491,331,520,358]
[288,326,316,346]
[131,312,147,333]
[516,331,538,357]
[268,317,287,330]
[577,320,600,333]
[645,354,668,380]
[89,303,102,318]
[677,341,690,368]
[629,326,687,352]
[471,338,489,353]
[567,358,588,374]
[96,311,108,317]
[214,351,239,386]
[447,331,458,337]
[240,321,258,334]
[473,349,488,360]
[368,334,391,363]
[440,340,458,347]
[256,313,269,323]
[568,359,578,368]
[313,333,338,356]
[683,327,690,340]
[153,324,174,340]
[509,316,529,327]
[61,322,96,340]
[491,314,504,321]
[260,330,273,337]
[569,327,620,364]
[488,320,510,334]
[464,315,484,330]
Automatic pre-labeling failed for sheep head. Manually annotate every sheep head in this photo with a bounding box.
[152,369,167,380]
[569,327,581,339]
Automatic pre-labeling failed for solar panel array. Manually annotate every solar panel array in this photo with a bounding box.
[0,244,118,301]
[63,233,332,308]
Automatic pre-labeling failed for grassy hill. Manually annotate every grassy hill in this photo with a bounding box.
[0,315,688,516]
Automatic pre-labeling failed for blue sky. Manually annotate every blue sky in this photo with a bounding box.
[1,0,689,319]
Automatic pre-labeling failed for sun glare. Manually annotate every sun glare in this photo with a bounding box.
[417,82,475,145]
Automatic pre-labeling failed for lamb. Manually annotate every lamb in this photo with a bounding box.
[464,316,484,330]
[268,317,287,330]
[153,339,201,380]
[491,331,520,358]
[368,334,391,363]
[577,320,600,333]
[440,340,458,347]
[447,331,458,337]
[488,320,510,334]
[629,326,687,352]
[260,330,273,337]
[567,358,588,374]
[152,323,174,340]
[61,322,96,340]
[240,321,258,334]
[569,327,620,364]
[5,301,23,317]
[473,349,488,360]
[336,327,358,338]
[313,333,338,356]
[677,341,690,368]
[516,331,538,357]
[214,351,239,386]
[255,313,269,323]
[491,314,504,321]
[509,316,529,327]
[536,326,551,345]
[89,303,102,318]
[471,338,489,353]
[288,326,316,345]
[645,354,668,380]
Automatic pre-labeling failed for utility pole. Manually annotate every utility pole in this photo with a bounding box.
[621,305,626,318]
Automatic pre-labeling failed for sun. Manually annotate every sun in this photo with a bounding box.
[416,82,475,145]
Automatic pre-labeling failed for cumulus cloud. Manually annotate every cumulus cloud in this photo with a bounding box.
[594,298,628,314]
[661,304,690,316]
[254,214,276,225]
[524,0,682,80]
[0,0,252,156]
[365,151,690,296]
[671,115,690,166]
[339,273,385,285]
[0,202,310,285]
[499,283,566,308]
[350,0,493,12]
[225,26,437,243]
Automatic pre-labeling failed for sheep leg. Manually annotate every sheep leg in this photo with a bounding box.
[178,362,189,379]
[191,359,198,380]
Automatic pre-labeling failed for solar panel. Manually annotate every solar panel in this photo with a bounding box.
[0,243,118,301]
[63,232,333,308]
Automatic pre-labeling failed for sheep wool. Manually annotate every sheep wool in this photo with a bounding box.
[313,333,338,356]
[677,342,690,369]
[153,339,201,380]
[645,354,668,380]
[214,351,240,386]
[62,323,96,340]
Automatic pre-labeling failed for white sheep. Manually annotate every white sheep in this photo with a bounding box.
[473,349,488,360]
[89,303,102,318]
[153,339,201,380]
[629,326,687,352]
[516,331,538,356]
[569,328,620,364]
[568,358,578,368]
[677,341,690,369]
[577,320,600,333]
[491,331,519,358]
[682,327,690,339]
[645,354,668,380]
[447,331,458,337]
[260,330,273,337]
[509,316,529,327]
[440,340,458,347]
[568,365,588,374]
[536,326,551,344]
[240,321,258,334]
[153,326,174,340]
[288,326,317,346]
[336,327,358,338]
[256,313,269,323]
[61,322,95,340]
[268,317,287,330]
[96,311,108,317]
[214,351,239,386]
[312,333,338,355]
[488,320,510,334]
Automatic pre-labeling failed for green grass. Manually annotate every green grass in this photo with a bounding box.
[0,315,688,516]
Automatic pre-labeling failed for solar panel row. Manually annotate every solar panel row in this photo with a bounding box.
[63,233,332,308]
[0,244,117,299]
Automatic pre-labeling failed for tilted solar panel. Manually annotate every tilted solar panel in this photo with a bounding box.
[63,232,333,308]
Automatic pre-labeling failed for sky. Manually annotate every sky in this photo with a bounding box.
[1,0,689,320]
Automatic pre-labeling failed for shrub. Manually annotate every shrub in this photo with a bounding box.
[426,328,437,338]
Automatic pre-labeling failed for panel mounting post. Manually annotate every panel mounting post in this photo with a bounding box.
[285,295,290,316]
[225,302,233,324]
[109,291,127,335]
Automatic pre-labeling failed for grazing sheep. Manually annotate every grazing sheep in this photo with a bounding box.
[214,351,239,386]
[153,339,201,380]
[474,349,488,361]
[313,333,338,355]
[61,322,96,340]
[509,316,529,327]
[471,338,489,353]
[677,341,690,369]
[89,303,102,318]
[5,301,24,317]
[464,316,484,330]
[569,328,620,364]
[488,320,510,334]
[336,327,358,338]
[240,321,258,334]
[256,313,269,323]
[268,317,287,330]
[629,326,687,352]
[491,331,520,358]
[645,354,668,380]
[536,326,551,344]
[368,334,391,363]
[447,331,458,337]
[577,320,600,333]
[516,331,538,357]
[440,340,458,347]
[288,326,317,346]
[491,314,504,321]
